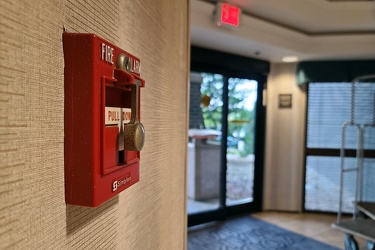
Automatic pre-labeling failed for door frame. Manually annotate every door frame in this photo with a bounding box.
[188,46,269,227]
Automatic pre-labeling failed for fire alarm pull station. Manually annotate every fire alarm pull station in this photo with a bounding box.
[63,33,145,207]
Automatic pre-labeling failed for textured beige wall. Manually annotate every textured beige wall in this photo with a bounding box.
[0,0,189,249]
[263,63,306,212]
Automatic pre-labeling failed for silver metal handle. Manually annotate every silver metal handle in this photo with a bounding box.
[116,53,145,152]
[124,80,145,151]
[118,108,125,151]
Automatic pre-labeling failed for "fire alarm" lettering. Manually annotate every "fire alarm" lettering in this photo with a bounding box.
[101,43,114,64]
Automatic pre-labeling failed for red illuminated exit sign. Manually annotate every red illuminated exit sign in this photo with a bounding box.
[216,3,241,28]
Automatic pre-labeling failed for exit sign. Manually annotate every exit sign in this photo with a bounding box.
[216,3,241,28]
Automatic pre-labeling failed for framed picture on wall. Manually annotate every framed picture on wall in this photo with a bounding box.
[279,94,292,108]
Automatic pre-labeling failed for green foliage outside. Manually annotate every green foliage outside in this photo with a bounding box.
[200,73,257,157]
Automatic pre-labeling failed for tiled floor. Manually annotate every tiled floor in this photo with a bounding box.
[253,211,367,250]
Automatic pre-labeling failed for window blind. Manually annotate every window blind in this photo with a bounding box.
[305,82,375,212]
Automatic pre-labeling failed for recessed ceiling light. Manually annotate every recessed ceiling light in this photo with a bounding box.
[282,56,299,63]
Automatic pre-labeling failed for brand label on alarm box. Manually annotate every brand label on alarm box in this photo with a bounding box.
[112,173,132,192]
[105,107,131,128]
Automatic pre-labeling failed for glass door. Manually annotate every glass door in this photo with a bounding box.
[226,77,258,206]
[187,73,223,215]
[187,72,263,226]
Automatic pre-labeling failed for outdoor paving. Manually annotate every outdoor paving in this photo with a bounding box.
[188,154,254,214]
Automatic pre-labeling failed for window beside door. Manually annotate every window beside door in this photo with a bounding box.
[304,82,375,212]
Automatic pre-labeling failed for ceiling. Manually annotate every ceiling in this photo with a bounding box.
[190,0,375,62]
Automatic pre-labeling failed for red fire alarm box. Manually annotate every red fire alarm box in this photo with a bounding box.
[63,33,145,207]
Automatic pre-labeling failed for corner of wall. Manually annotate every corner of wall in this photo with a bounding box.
[0,0,189,249]
[263,62,306,212]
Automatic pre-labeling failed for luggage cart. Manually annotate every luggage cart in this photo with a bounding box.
[331,74,375,250]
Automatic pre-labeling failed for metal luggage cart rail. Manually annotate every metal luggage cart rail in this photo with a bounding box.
[331,74,375,250]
